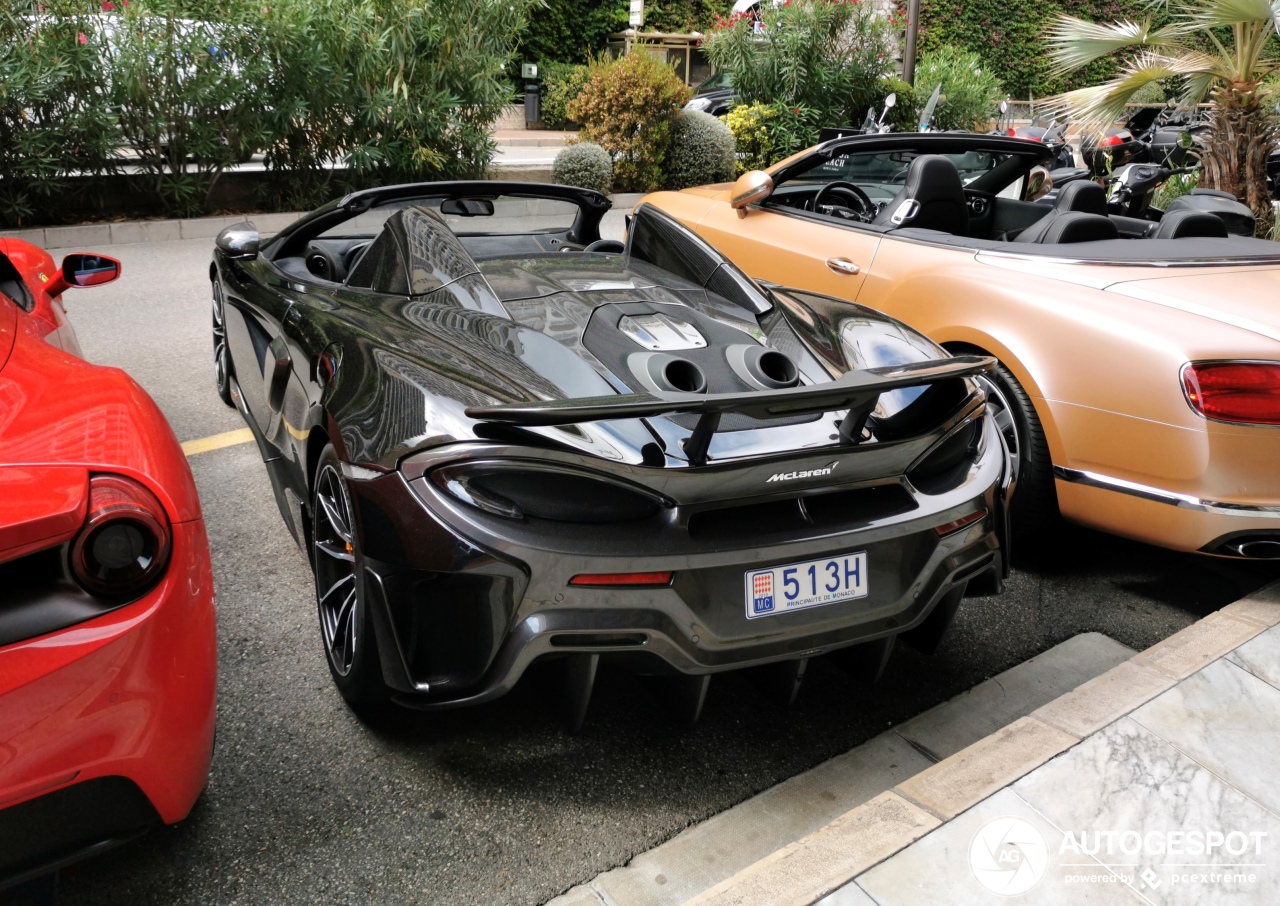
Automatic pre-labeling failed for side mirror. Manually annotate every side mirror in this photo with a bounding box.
[61,253,121,288]
[216,222,260,260]
[1026,166,1053,202]
[730,170,774,216]
[999,100,1009,114]
[884,92,897,109]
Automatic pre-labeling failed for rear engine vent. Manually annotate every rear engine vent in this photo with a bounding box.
[687,484,917,543]
[906,420,981,494]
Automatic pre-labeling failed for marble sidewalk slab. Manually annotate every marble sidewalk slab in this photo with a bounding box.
[1129,657,1280,819]
[1226,623,1280,691]
[1014,717,1280,905]
[848,789,1143,905]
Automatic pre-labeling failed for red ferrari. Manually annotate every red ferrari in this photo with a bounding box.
[0,239,216,889]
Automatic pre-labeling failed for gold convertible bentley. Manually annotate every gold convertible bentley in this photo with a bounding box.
[640,132,1280,558]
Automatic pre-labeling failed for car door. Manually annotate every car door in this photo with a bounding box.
[221,255,296,441]
[696,202,882,302]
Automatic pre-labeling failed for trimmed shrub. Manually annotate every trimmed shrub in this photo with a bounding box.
[665,109,736,189]
[553,142,613,194]
[540,62,591,129]
[567,52,691,191]
[914,45,1005,132]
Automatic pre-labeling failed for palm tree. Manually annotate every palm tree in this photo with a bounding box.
[1044,1,1280,235]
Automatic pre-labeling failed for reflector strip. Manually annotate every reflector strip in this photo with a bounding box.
[934,508,988,537]
[569,572,674,587]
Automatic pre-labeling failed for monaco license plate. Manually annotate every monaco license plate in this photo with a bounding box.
[744,552,868,619]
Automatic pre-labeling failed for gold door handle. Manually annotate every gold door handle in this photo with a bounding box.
[825,257,861,275]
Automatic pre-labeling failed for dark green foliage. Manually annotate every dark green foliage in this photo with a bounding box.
[644,0,723,34]
[514,0,627,67]
[914,45,1005,131]
[905,0,1169,99]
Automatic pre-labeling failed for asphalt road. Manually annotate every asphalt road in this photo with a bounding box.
[41,237,1280,906]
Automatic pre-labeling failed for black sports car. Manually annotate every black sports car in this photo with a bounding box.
[210,182,1012,727]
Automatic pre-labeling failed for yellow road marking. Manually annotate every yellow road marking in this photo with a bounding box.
[181,428,255,457]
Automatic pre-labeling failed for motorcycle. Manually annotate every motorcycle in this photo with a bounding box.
[818,92,897,142]
[1081,105,1207,176]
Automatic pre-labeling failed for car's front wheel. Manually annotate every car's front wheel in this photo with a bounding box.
[212,280,233,407]
[311,445,390,710]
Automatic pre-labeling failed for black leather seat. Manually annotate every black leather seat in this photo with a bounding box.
[1035,212,1119,244]
[872,155,969,235]
[1015,181,1109,243]
[1153,210,1229,239]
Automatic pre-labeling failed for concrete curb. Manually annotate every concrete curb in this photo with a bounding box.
[682,581,1280,906]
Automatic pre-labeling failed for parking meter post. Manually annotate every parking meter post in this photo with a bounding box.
[521,62,539,127]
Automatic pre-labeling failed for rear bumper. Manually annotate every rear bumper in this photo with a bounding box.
[352,420,1008,707]
[0,520,216,884]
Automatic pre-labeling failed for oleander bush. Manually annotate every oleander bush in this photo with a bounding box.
[704,0,897,131]
[539,62,592,130]
[552,141,613,194]
[914,45,1005,132]
[567,52,691,191]
[664,109,735,189]
[0,0,118,227]
[0,0,537,225]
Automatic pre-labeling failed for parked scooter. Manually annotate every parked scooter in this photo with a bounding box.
[1007,114,1076,170]
[1081,105,1207,176]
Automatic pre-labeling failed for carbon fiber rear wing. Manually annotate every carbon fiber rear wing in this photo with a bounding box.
[466,355,995,466]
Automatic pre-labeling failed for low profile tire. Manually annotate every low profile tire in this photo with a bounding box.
[987,361,1058,541]
[212,280,234,407]
[311,446,390,710]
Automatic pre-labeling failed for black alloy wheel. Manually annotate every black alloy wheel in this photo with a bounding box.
[987,362,1058,542]
[212,280,233,407]
[311,446,389,709]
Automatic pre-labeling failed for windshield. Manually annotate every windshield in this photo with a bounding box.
[695,71,732,93]
[320,196,582,238]
[773,148,1020,207]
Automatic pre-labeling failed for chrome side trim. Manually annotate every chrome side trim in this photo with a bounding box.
[1053,466,1280,517]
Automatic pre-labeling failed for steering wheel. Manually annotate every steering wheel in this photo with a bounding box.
[811,181,877,222]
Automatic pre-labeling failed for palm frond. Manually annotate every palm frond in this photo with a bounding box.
[1042,50,1222,130]
[1180,0,1280,29]
[1046,16,1189,74]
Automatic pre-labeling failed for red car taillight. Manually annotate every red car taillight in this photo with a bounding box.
[69,474,172,597]
[1182,362,1280,426]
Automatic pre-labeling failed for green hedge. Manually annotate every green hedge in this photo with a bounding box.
[906,0,1168,99]
[0,0,536,226]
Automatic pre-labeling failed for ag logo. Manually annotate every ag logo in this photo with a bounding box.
[38,272,49,283]
[969,816,1048,896]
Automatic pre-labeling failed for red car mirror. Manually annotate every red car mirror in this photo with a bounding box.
[62,253,122,287]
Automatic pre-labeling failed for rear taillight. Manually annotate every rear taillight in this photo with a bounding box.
[69,474,171,597]
[569,572,673,587]
[1182,362,1280,426]
[934,508,988,537]
[431,461,668,523]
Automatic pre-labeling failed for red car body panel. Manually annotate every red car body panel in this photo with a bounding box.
[0,238,215,881]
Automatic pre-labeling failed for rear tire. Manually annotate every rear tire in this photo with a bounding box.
[212,280,234,407]
[311,445,390,711]
[989,361,1058,541]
